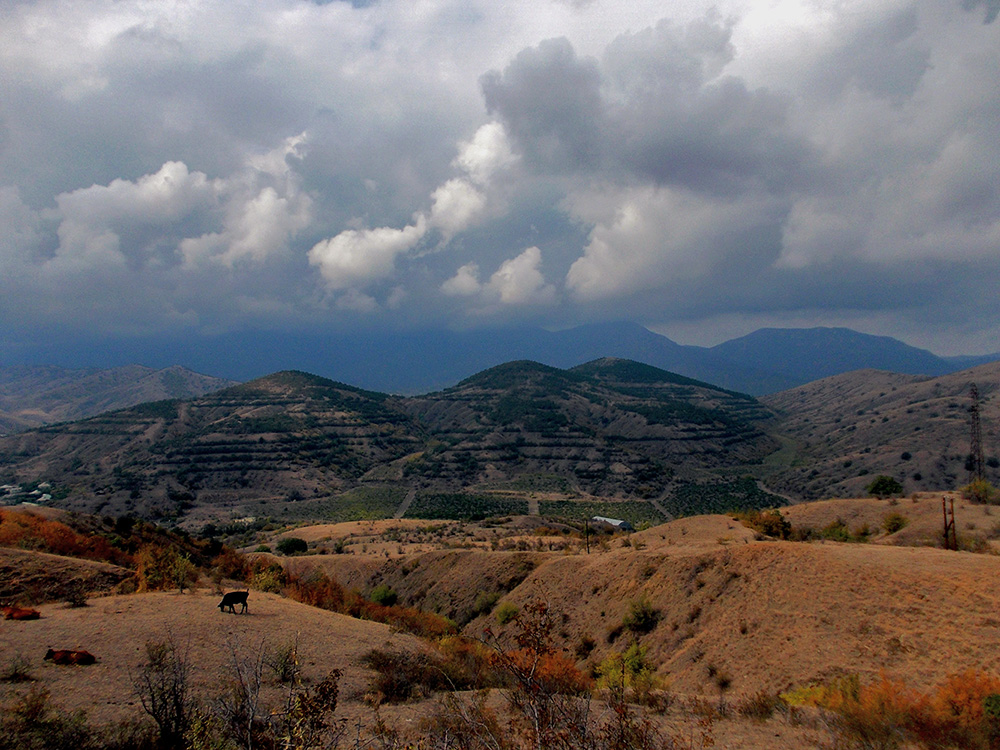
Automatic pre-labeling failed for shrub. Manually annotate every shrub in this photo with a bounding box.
[0,686,93,750]
[132,638,193,749]
[135,545,198,592]
[265,638,300,684]
[963,480,999,505]
[597,642,660,704]
[733,509,791,539]
[882,513,909,534]
[622,597,660,635]
[736,690,780,720]
[363,642,497,703]
[0,654,33,683]
[65,580,88,608]
[821,519,852,542]
[276,537,308,555]
[250,565,285,593]
[363,648,444,702]
[783,670,1000,750]
[369,584,398,607]
[496,601,519,626]
[211,549,251,582]
[868,475,904,498]
[283,569,455,639]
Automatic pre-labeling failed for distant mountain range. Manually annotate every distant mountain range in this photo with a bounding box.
[5,323,997,398]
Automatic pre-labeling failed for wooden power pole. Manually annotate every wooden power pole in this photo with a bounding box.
[943,495,957,551]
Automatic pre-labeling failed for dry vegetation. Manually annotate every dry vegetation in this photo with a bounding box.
[4,491,1000,748]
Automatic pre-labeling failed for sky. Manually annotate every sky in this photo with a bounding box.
[2,0,999,360]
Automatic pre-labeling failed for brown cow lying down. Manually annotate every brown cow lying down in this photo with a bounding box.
[2,606,41,620]
[44,649,96,665]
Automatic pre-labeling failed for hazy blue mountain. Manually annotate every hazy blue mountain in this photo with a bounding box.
[942,352,1000,370]
[4,324,995,397]
[0,364,235,433]
[709,327,956,386]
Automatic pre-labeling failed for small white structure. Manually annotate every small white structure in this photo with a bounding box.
[591,516,634,531]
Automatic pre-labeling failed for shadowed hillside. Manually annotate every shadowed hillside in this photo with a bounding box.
[762,362,1000,499]
[0,361,779,525]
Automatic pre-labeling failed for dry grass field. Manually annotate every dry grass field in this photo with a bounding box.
[4,493,1000,748]
[280,493,1000,696]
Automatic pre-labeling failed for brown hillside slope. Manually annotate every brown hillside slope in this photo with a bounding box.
[780,492,1000,550]
[0,589,424,725]
[292,512,1000,698]
[763,361,1000,499]
[502,538,1000,695]
[0,547,132,603]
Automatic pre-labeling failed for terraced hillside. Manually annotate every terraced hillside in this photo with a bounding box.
[0,371,427,521]
[0,361,780,524]
[402,359,777,497]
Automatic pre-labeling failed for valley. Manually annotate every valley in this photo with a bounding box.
[1,354,999,748]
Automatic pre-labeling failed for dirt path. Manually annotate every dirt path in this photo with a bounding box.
[651,480,677,521]
[393,486,416,519]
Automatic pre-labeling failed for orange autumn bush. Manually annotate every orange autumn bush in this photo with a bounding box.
[0,508,124,564]
[785,669,1000,749]
[496,648,593,696]
[283,569,455,639]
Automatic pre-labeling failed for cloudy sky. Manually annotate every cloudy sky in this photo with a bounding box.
[2,0,999,360]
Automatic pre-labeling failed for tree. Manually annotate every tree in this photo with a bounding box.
[276,537,308,556]
[867,475,903,498]
[132,637,194,749]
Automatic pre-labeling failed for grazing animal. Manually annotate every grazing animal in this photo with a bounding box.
[2,606,41,620]
[218,590,249,614]
[44,648,96,666]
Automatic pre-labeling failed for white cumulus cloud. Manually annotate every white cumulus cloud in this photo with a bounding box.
[441,263,483,296]
[487,246,557,306]
[308,217,428,291]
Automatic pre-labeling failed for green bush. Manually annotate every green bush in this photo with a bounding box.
[369,584,398,607]
[867,475,903,498]
[733,509,790,539]
[495,601,519,625]
[882,513,909,534]
[250,564,286,593]
[276,537,308,555]
[962,480,998,505]
[623,597,660,635]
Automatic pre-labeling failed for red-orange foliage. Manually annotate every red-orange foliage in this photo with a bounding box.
[0,509,127,565]
[283,570,456,639]
[792,670,1000,749]
[497,648,593,696]
[211,549,252,582]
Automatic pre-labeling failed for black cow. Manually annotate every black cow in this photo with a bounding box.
[218,590,249,614]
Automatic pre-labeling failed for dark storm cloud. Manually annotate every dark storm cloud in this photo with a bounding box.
[1,0,999,358]
[963,0,1000,23]
[481,38,603,172]
[481,18,811,196]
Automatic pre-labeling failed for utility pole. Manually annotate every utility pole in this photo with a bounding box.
[942,495,957,551]
[970,383,985,483]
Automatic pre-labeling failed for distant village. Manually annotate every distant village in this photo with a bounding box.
[0,481,52,505]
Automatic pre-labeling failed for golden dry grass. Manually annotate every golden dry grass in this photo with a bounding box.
[0,587,425,725]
